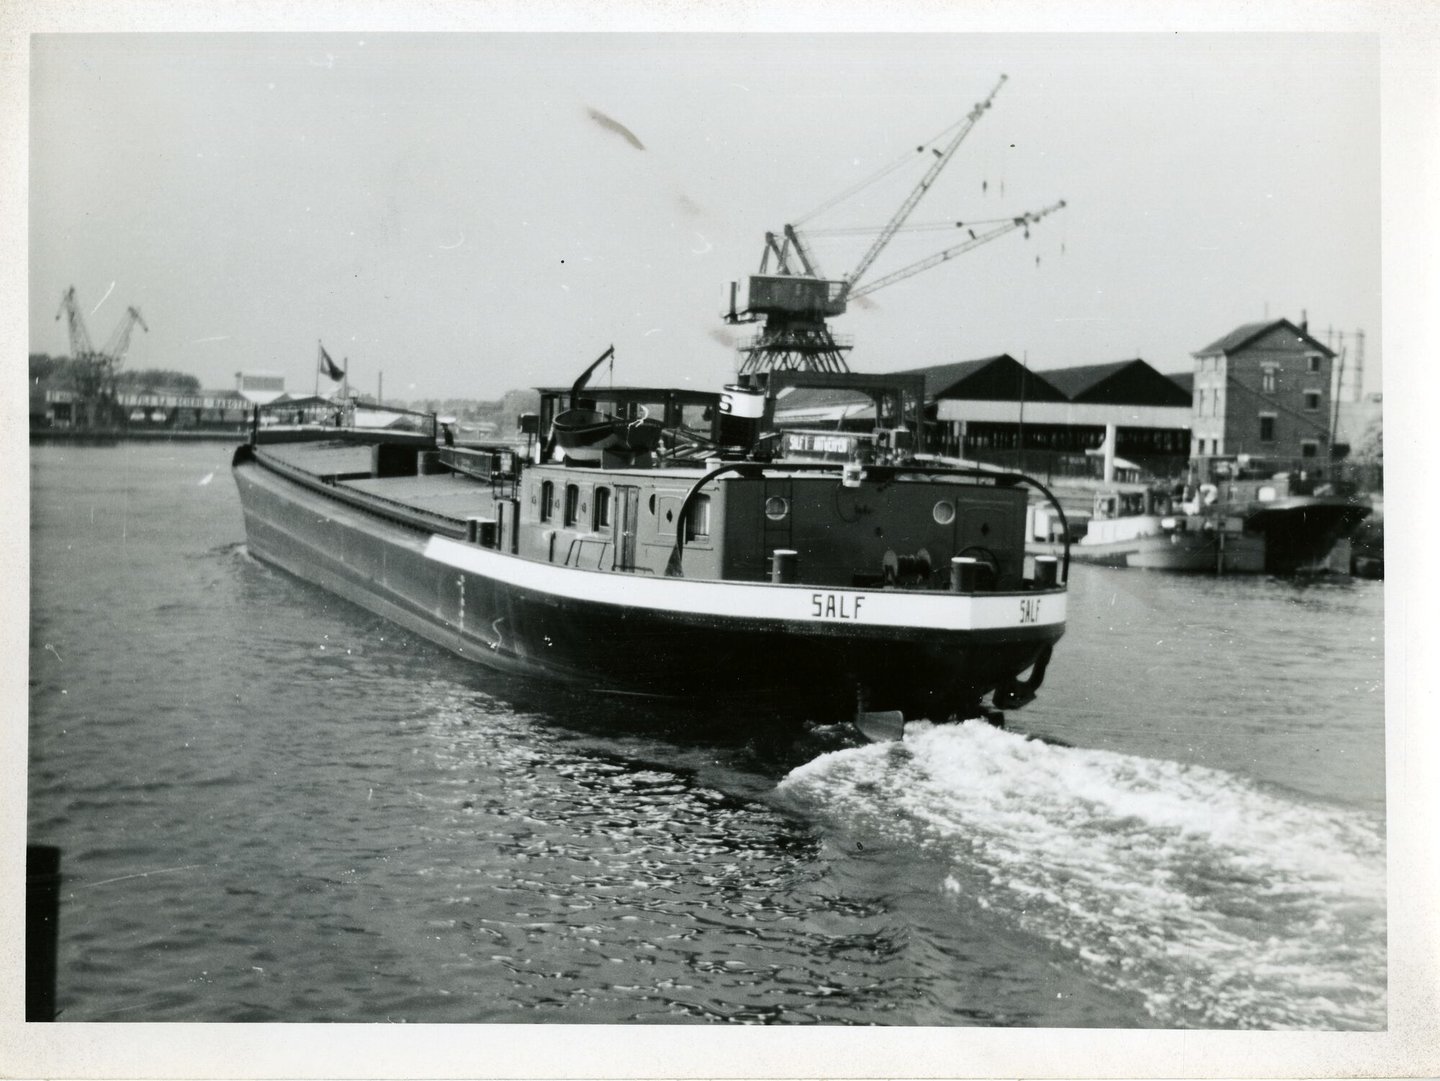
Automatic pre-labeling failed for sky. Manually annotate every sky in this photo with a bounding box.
[29,33,1382,403]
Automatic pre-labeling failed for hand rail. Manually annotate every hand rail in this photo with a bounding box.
[562,535,611,570]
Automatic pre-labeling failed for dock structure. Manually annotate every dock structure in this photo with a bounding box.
[774,354,1194,482]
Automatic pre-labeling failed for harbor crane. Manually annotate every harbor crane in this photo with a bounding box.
[725,75,1065,377]
[55,285,149,427]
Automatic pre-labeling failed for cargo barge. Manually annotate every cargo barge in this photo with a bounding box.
[233,363,1070,736]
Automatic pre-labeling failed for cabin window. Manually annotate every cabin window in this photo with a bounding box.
[682,402,713,431]
[539,480,554,522]
[686,495,711,540]
[1262,366,1277,393]
[594,486,611,530]
[764,496,790,521]
[563,484,580,526]
[933,500,956,525]
[1303,391,1321,412]
[1259,414,1276,442]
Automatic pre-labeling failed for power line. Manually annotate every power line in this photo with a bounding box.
[792,117,967,227]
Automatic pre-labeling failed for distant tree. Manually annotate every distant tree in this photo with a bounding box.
[116,369,202,393]
[1355,416,1382,463]
[29,353,72,384]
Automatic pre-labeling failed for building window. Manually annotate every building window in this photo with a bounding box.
[1301,440,1319,458]
[594,486,611,530]
[686,495,711,540]
[1303,391,1321,412]
[1259,414,1276,442]
[539,480,554,522]
[1211,388,1219,417]
[1262,366,1277,393]
[1307,354,1322,374]
[563,483,580,526]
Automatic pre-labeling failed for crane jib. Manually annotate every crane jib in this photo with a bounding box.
[843,72,1009,299]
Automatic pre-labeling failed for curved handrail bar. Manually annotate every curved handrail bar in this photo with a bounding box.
[1011,472,1072,581]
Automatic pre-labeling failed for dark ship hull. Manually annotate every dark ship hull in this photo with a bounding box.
[1235,497,1372,575]
[234,414,1068,729]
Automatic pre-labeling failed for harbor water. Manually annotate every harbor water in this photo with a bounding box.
[27,442,1385,1028]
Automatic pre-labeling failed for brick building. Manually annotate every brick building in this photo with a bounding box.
[1189,318,1336,463]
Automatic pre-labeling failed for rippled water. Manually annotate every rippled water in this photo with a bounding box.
[28,442,1385,1027]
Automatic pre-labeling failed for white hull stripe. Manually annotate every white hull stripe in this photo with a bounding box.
[424,535,1066,632]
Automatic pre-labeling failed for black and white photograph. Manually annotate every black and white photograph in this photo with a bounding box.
[8,5,1438,1078]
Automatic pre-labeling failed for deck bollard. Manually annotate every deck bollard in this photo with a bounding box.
[27,845,60,1022]
[1033,555,1059,587]
[950,555,980,593]
[467,516,497,548]
[771,549,799,584]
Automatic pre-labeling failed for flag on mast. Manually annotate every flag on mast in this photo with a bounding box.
[318,343,344,382]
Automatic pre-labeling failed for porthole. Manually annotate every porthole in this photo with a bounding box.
[932,500,956,525]
[764,496,790,521]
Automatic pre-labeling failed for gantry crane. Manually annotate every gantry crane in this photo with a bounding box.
[725,75,1065,377]
[55,286,149,427]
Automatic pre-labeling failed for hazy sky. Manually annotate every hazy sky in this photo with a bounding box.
[29,33,1381,401]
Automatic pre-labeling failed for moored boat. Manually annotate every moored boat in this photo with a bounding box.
[1348,517,1384,579]
[1051,473,1369,575]
[1068,484,1264,573]
[1207,475,1371,575]
[233,364,1071,736]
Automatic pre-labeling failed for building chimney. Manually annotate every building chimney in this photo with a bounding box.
[1299,309,1308,333]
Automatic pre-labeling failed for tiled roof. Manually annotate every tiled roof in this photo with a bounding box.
[1195,318,1336,357]
[891,355,1014,399]
[1037,360,1140,398]
[1035,358,1192,407]
[772,385,875,411]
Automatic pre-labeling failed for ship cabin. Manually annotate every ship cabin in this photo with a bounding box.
[504,457,1034,591]
[489,380,1041,592]
[241,375,1061,602]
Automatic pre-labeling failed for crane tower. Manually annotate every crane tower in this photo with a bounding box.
[55,286,149,428]
[725,75,1064,379]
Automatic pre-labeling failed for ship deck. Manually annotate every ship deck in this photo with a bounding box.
[256,440,503,522]
[343,473,500,521]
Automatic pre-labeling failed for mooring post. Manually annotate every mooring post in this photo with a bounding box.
[771,549,798,584]
[27,844,60,1021]
[950,555,980,593]
[1033,555,1059,587]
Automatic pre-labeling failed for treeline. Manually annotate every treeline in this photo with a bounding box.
[30,353,201,393]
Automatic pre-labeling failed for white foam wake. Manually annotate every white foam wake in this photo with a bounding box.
[778,721,1385,1029]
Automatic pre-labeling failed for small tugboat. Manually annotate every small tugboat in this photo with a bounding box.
[233,355,1071,738]
[1069,484,1264,573]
